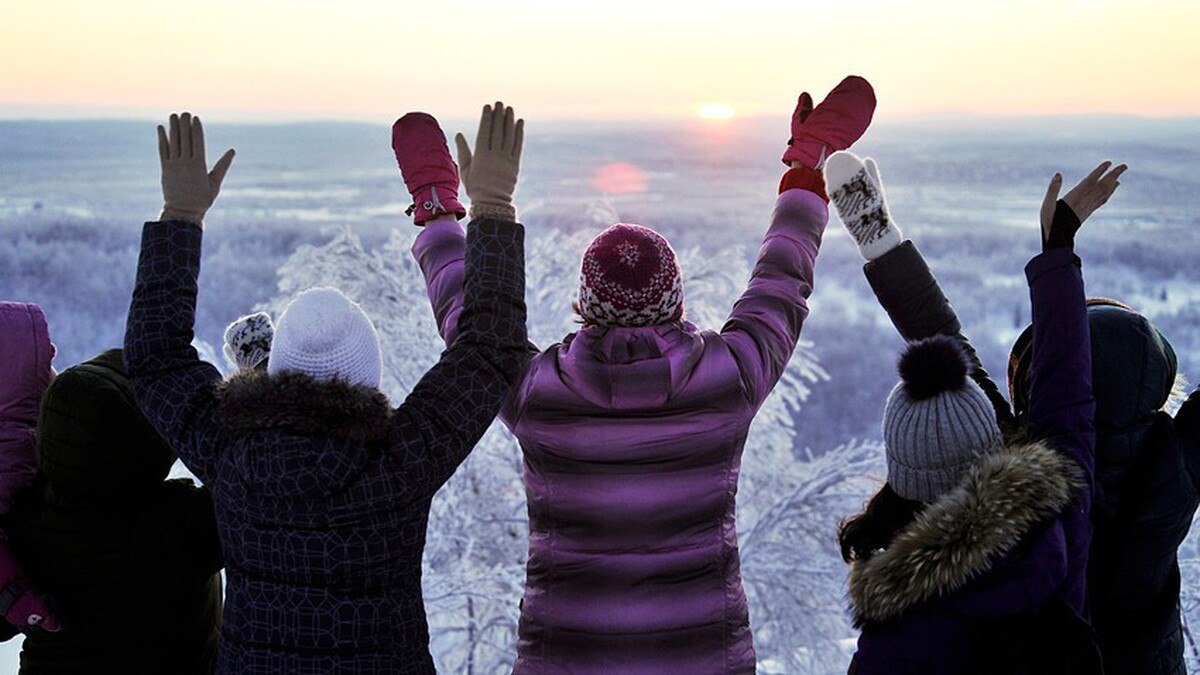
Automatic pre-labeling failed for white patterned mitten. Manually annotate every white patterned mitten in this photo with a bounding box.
[825,151,903,261]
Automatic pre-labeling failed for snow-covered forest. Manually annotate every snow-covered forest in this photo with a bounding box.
[2,117,1200,672]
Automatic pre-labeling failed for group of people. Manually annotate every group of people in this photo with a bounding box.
[0,74,1196,674]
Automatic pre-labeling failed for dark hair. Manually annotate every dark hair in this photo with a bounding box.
[838,483,927,563]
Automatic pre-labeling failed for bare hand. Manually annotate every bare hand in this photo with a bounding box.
[158,112,235,227]
[1040,161,1126,241]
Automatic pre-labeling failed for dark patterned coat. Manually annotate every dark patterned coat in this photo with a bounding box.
[124,219,528,674]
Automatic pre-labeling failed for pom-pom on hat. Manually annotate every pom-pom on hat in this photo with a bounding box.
[223,311,274,372]
[577,223,683,327]
[268,288,383,389]
[882,335,1003,502]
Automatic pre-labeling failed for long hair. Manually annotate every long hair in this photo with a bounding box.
[838,483,927,563]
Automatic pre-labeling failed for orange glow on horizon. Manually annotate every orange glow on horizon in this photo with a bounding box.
[591,163,648,195]
[0,1,1197,122]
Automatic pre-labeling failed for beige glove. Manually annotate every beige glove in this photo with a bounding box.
[158,112,235,226]
[454,101,524,222]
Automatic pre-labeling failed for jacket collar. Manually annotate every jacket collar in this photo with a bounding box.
[216,370,392,445]
[848,440,1083,625]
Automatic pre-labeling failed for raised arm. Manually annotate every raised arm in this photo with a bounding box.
[1023,162,1124,612]
[390,103,530,493]
[124,113,236,485]
[826,152,1015,430]
[1025,163,1125,469]
[722,77,875,407]
[720,171,827,407]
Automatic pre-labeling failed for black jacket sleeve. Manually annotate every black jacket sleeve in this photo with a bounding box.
[390,218,529,496]
[124,222,225,485]
[1173,389,1200,492]
[143,479,224,577]
[863,240,1017,432]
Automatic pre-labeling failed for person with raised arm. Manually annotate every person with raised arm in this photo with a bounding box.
[837,163,1124,673]
[123,109,528,673]
[831,148,1198,674]
[403,79,875,673]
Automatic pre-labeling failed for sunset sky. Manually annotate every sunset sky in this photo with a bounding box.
[2,0,1198,122]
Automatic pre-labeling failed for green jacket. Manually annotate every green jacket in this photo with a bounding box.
[6,350,223,674]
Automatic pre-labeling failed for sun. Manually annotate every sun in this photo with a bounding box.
[698,103,735,120]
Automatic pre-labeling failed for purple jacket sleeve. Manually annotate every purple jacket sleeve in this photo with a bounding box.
[1024,248,1095,612]
[124,222,224,485]
[719,188,827,407]
[412,219,469,345]
[0,303,54,515]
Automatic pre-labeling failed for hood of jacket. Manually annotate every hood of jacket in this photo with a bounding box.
[551,322,710,410]
[848,439,1083,625]
[216,369,392,445]
[0,302,55,429]
[37,349,176,502]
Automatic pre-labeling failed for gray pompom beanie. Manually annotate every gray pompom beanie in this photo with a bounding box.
[882,335,1004,502]
[268,288,383,389]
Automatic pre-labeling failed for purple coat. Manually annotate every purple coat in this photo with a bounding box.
[848,249,1098,673]
[0,302,54,515]
[414,187,828,673]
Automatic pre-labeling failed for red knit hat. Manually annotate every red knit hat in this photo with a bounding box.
[577,224,683,327]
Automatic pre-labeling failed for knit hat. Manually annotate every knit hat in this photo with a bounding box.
[882,336,1004,502]
[577,223,683,327]
[268,288,383,389]
[223,312,274,372]
[1008,297,1177,424]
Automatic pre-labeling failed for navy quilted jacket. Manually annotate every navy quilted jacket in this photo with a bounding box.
[124,219,527,674]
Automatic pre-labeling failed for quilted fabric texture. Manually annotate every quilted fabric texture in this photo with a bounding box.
[125,218,527,674]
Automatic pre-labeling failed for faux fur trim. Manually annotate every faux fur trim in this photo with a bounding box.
[848,440,1083,625]
[216,369,392,445]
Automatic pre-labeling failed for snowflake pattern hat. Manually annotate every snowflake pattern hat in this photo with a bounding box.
[577,223,683,327]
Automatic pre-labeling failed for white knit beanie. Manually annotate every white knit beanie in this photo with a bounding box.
[268,288,383,389]
[882,335,1004,503]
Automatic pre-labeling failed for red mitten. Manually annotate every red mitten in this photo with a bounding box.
[392,112,466,225]
[782,75,877,168]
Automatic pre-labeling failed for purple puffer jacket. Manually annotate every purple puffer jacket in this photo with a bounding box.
[414,186,828,673]
[0,302,54,514]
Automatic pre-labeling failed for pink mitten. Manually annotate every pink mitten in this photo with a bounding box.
[392,112,466,225]
[4,583,60,633]
[782,75,877,168]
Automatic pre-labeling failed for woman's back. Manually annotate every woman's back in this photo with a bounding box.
[507,325,758,672]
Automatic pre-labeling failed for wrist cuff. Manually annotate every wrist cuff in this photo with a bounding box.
[160,208,204,226]
[469,203,518,222]
[779,166,828,202]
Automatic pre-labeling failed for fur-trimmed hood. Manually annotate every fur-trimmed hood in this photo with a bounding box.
[848,440,1084,625]
[216,369,392,445]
